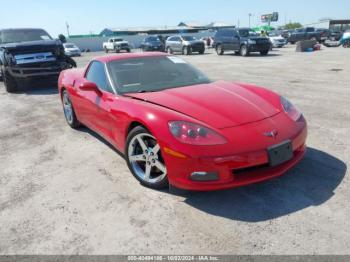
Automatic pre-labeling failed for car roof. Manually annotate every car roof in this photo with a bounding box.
[0,28,47,32]
[94,52,168,63]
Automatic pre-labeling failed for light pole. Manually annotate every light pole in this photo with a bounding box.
[248,13,253,28]
[65,22,70,38]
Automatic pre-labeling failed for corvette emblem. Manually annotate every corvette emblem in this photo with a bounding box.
[264,130,279,139]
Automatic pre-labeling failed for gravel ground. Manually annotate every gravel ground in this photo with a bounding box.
[0,45,349,255]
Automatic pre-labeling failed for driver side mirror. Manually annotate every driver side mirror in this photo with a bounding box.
[80,81,102,96]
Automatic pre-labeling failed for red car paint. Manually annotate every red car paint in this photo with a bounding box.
[58,52,307,191]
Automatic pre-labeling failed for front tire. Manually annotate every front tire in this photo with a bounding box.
[216,44,224,55]
[183,46,192,55]
[104,47,109,53]
[240,45,249,56]
[62,89,81,129]
[166,47,173,54]
[126,126,168,189]
[3,69,18,93]
[260,50,269,56]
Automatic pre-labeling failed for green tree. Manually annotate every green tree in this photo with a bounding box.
[284,22,303,30]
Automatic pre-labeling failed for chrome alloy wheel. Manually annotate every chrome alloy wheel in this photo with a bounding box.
[128,133,167,184]
[62,91,73,124]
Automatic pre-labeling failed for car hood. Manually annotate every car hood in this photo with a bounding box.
[147,41,163,46]
[65,48,80,51]
[127,81,281,129]
[115,41,129,44]
[269,36,285,40]
[0,39,61,54]
[187,40,204,45]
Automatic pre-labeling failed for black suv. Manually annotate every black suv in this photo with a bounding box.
[213,28,271,56]
[0,28,76,93]
[140,36,165,52]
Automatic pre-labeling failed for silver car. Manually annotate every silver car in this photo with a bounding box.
[165,35,205,55]
[63,43,81,57]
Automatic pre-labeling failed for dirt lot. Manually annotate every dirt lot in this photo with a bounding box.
[0,46,349,255]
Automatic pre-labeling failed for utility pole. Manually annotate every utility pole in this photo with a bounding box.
[65,22,70,38]
[248,13,253,28]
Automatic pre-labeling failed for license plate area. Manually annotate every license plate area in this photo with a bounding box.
[268,140,293,167]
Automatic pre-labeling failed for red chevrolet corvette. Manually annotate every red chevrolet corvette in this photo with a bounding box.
[58,52,307,191]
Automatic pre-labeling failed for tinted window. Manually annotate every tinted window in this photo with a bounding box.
[238,29,258,37]
[223,30,235,37]
[182,36,196,41]
[146,36,160,42]
[107,56,211,94]
[0,29,52,44]
[169,36,181,41]
[86,61,113,93]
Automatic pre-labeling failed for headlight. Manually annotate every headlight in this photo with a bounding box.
[281,96,302,121]
[248,40,256,44]
[169,121,227,146]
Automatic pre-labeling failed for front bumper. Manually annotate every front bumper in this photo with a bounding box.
[6,62,72,78]
[115,45,130,51]
[144,46,165,52]
[161,114,307,191]
[189,44,205,52]
[272,41,287,47]
[65,51,81,57]
[248,43,271,52]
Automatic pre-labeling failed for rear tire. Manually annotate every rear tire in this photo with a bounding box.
[126,126,168,190]
[105,47,109,53]
[216,44,224,55]
[199,49,205,54]
[3,69,18,93]
[260,50,269,56]
[240,45,249,56]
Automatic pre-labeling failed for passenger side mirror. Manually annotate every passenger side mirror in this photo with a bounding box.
[80,81,102,96]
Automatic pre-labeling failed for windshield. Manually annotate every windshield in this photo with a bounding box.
[146,36,160,42]
[108,56,211,94]
[269,32,280,37]
[239,29,258,37]
[182,36,197,41]
[115,39,124,42]
[64,44,76,48]
[0,29,52,44]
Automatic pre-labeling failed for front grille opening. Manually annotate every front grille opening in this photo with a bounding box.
[233,164,270,176]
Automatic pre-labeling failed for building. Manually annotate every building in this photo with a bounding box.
[100,22,235,37]
[100,26,201,37]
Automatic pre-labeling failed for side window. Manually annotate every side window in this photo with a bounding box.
[174,37,181,42]
[215,31,223,38]
[223,30,234,37]
[86,61,113,93]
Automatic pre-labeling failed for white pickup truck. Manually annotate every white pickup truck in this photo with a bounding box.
[103,38,131,53]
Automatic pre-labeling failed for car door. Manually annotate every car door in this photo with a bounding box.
[231,30,240,50]
[172,36,182,52]
[295,29,305,41]
[86,61,117,141]
[222,30,235,50]
[75,61,115,137]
